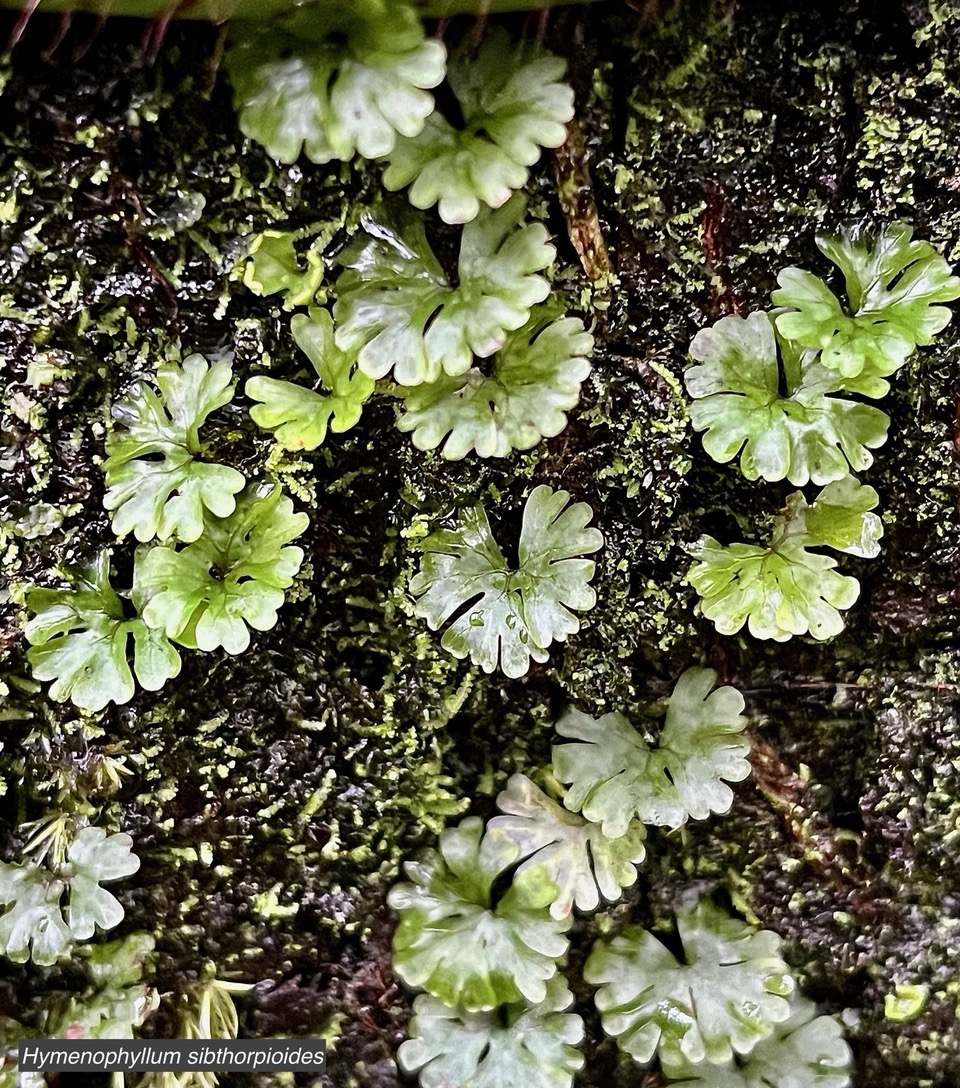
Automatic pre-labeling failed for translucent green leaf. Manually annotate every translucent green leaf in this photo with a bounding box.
[650,667,751,823]
[388,816,569,1011]
[242,230,325,308]
[85,931,155,991]
[487,773,646,920]
[24,553,181,713]
[661,997,852,1088]
[398,311,592,458]
[64,827,140,941]
[334,196,554,385]
[399,976,584,1088]
[246,309,374,449]
[0,865,70,966]
[59,934,157,1040]
[226,0,445,164]
[383,29,573,223]
[56,982,157,1042]
[772,222,960,379]
[103,354,245,543]
[688,535,860,643]
[585,898,795,1067]
[685,312,889,486]
[792,476,883,558]
[136,486,309,655]
[410,485,602,677]
[552,667,750,838]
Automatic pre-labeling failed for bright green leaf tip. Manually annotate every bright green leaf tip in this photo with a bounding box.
[772,220,960,380]
[685,311,890,487]
[660,995,852,1087]
[884,983,928,1023]
[585,897,795,1067]
[399,976,584,1088]
[246,308,375,450]
[103,353,245,545]
[487,773,646,920]
[24,552,181,713]
[334,194,556,387]
[383,28,574,223]
[242,230,326,308]
[64,827,140,942]
[398,307,592,459]
[0,828,139,967]
[789,476,884,559]
[689,534,860,643]
[688,477,883,642]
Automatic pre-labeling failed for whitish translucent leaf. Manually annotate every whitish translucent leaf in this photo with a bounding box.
[0,865,70,966]
[487,774,646,920]
[246,309,374,450]
[585,898,795,1067]
[383,29,573,223]
[688,533,861,643]
[335,196,554,385]
[773,222,960,379]
[136,486,309,655]
[686,312,889,486]
[398,311,592,458]
[65,827,139,940]
[60,982,158,1041]
[226,0,445,164]
[388,816,569,1011]
[58,934,158,1040]
[654,667,751,823]
[24,553,181,713]
[399,976,584,1088]
[553,667,750,838]
[103,354,245,543]
[410,485,602,678]
[242,230,325,308]
[661,997,852,1088]
[792,476,883,558]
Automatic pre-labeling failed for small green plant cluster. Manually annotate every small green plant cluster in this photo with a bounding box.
[241,197,591,463]
[12,9,587,1075]
[229,2,591,465]
[0,817,139,966]
[223,2,602,683]
[685,223,960,641]
[388,669,853,1087]
[0,932,158,1083]
[226,7,573,225]
[225,4,598,676]
[226,0,448,169]
[9,5,938,1083]
[23,354,308,712]
[0,750,153,1073]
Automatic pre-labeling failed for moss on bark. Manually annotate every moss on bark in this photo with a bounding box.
[1,2,959,1085]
